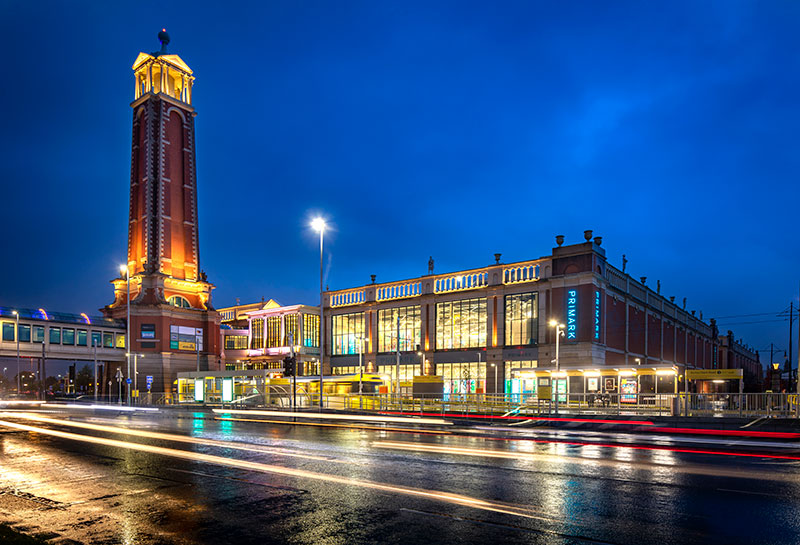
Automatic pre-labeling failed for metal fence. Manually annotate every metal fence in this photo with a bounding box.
[143,391,800,419]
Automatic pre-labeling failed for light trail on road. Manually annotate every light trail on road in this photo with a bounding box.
[0,413,342,464]
[212,409,451,426]
[371,440,800,482]
[215,416,452,435]
[0,418,550,522]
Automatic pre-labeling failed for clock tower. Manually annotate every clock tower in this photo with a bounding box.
[105,31,220,394]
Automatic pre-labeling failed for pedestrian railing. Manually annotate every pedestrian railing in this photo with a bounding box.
[136,391,800,419]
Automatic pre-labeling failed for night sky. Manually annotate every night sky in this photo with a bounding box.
[1,1,798,367]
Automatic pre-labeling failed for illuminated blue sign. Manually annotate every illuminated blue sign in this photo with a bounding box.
[566,289,578,340]
[594,290,601,341]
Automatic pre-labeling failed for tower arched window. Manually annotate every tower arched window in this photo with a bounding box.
[168,295,192,309]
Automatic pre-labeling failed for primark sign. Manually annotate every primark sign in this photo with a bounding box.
[566,289,578,340]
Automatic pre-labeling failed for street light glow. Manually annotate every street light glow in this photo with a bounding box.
[311,217,326,232]
[119,264,127,275]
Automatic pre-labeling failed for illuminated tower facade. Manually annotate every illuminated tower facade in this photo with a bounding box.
[105,31,220,393]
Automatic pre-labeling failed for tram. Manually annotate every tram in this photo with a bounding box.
[175,371,391,408]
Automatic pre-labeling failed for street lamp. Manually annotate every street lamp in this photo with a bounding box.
[549,320,566,372]
[12,311,19,394]
[773,362,781,392]
[311,217,326,409]
[549,320,566,412]
[356,335,364,409]
[120,264,131,405]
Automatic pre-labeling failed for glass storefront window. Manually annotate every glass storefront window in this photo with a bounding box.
[378,306,421,352]
[378,364,418,382]
[504,360,538,397]
[331,312,364,355]
[505,292,538,346]
[77,329,88,346]
[284,314,298,346]
[91,331,102,347]
[116,333,126,349]
[251,319,264,349]
[438,361,486,397]
[103,332,113,348]
[18,325,31,342]
[224,335,248,350]
[303,314,319,348]
[266,316,281,348]
[2,323,14,341]
[62,328,75,345]
[33,326,44,343]
[436,298,487,349]
[49,327,61,344]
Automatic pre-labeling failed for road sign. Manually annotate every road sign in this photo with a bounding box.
[146,375,153,390]
[126,378,132,384]
[686,369,743,380]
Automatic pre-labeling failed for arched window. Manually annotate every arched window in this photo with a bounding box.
[168,295,192,309]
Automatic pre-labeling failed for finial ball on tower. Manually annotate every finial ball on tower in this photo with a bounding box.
[158,29,170,46]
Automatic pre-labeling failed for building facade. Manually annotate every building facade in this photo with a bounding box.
[718,331,761,391]
[219,300,320,376]
[103,32,221,393]
[322,231,755,397]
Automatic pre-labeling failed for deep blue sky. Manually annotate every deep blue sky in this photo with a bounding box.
[0,1,798,365]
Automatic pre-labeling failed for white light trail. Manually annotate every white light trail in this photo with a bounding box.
[0,413,338,463]
[0,419,544,521]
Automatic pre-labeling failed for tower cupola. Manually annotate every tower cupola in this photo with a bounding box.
[132,30,194,104]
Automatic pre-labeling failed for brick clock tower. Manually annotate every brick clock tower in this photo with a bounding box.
[104,31,220,394]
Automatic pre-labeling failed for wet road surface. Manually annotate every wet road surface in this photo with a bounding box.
[1,408,799,545]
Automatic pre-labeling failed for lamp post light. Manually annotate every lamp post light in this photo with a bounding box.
[12,311,20,394]
[134,353,143,396]
[357,335,364,409]
[549,320,566,412]
[635,358,641,396]
[773,362,781,393]
[311,217,326,409]
[93,339,98,401]
[549,320,566,372]
[120,264,131,405]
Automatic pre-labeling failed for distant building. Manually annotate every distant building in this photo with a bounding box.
[218,300,320,376]
[321,231,759,397]
[718,331,761,391]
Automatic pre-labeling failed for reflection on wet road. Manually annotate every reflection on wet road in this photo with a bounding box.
[1,408,799,545]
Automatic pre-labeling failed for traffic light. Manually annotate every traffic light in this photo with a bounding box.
[283,356,296,377]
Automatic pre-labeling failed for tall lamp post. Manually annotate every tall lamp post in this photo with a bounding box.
[120,264,131,405]
[311,217,326,409]
[490,363,497,398]
[549,320,566,372]
[12,311,20,394]
[549,320,565,411]
[357,335,364,409]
